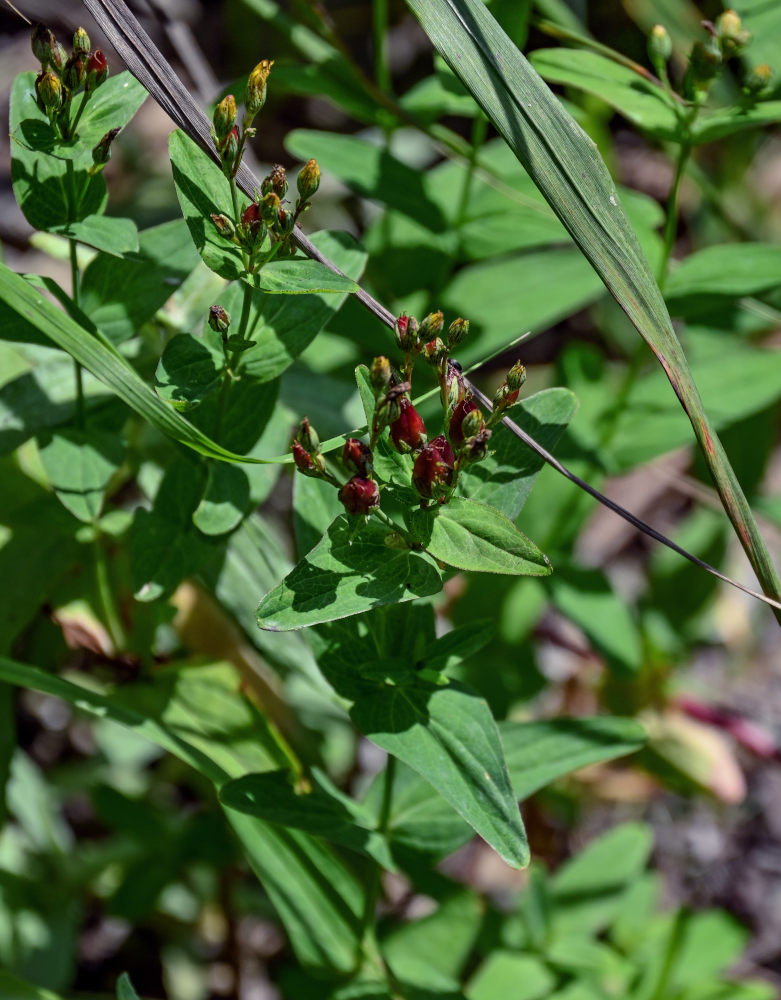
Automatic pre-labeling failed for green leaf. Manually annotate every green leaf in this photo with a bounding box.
[665,243,781,301]
[353,678,529,869]
[551,821,653,934]
[79,219,200,343]
[459,388,578,520]
[405,0,781,617]
[169,130,357,293]
[408,497,551,576]
[381,716,645,862]
[221,230,367,383]
[219,769,396,870]
[0,262,274,465]
[293,472,344,557]
[546,564,642,674]
[285,129,449,233]
[0,657,364,974]
[257,515,444,630]
[192,462,251,536]
[48,215,139,256]
[467,954,556,1000]
[693,101,781,143]
[155,333,224,411]
[442,250,605,365]
[529,48,680,139]
[116,973,141,1000]
[37,428,124,523]
[0,971,65,1000]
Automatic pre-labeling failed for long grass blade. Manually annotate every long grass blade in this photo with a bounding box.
[79,0,781,616]
[403,0,781,622]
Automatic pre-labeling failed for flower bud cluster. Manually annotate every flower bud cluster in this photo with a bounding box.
[31,22,109,141]
[288,309,529,526]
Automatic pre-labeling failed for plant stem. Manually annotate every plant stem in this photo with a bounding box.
[215,281,254,438]
[372,0,392,94]
[94,534,125,652]
[69,88,91,138]
[358,753,397,954]
[658,139,691,285]
[455,113,488,238]
[69,238,86,429]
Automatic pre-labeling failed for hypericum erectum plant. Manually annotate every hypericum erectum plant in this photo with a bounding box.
[291,311,527,519]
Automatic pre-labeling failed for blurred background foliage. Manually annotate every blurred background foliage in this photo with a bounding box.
[1,0,781,997]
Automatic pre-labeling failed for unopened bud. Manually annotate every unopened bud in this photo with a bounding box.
[241,202,265,249]
[342,438,373,477]
[493,382,520,412]
[648,24,672,68]
[31,24,56,67]
[63,52,86,91]
[394,313,419,353]
[390,398,427,453]
[86,49,108,91]
[73,27,91,53]
[448,397,478,447]
[91,127,120,166]
[261,164,288,199]
[277,208,295,237]
[447,317,469,348]
[50,42,67,73]
[370,356,392,395]
[36,71,62,115]
[422,337,447,365]
[716,9,750,54]
[461,427,492,465]
[292,440,319,477]
[213,94,237,142]
[210,214,236,242]
[687,38,722,89]
[244,59,274,118]
[339,476,380,516]
[419,310,444,340]
[296,417,320,455]
[412,435,455,500]
[260,191,280,224]
[461,407,484,439]
[208,304,231,335]
[506,361,526,392]
[744,63,773,96]
[219,125,240,178]
[297,158,320,202]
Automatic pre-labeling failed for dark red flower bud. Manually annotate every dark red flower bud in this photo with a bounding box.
[240,201,264,249]
[342,438,373,477]
[390,398,427,453]
[412,435,455,500]
[339,476,380,516]
[394,313,419,353]
[448,397,478,448]
[86,49,108,90]
[292,440,319,477]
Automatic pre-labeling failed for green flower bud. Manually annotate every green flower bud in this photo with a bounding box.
[394,313,419,353]
[36,71,62,115]
[277,208,295,237]
[208,304,231,335]
[716,9,751,54]
[418,310,444,340]
[506,361,526,392]
[50,42,67,73]
[743,63,773,97]
[447,316,469,348]
[213,94,237,142]
[297,158,320,202]
[91,127,120,167]
[63,52,87,91]
[261,164,287,199]
[370,356,392,396]
[73,27,91,53]
[244,59,274,118]
[686,38,722,95]
[31,23,56,67]
[460,407,484,439]
[648,24,672,69]
[422,337,447,365]
[260,191,280,225]
[219,125,240,178]
[210,213,237,241]
[296,417,320,455]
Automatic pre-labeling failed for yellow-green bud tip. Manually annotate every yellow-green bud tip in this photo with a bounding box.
[297,158,321,202]
[244,59,274,117]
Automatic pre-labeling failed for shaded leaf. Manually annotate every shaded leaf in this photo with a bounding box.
[193,462,251,536]
[48,215,138,256]
[37,428,124,523]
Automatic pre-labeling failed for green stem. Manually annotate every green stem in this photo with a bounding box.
[69,238,86,429]
[455,113,488,238]
[94,534,125,651]
[68,88,91,138]
[372,0,392,94]
[215,281,254,438]
[659,140,692,285]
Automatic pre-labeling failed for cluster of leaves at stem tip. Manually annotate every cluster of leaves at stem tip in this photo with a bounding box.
[648,8,771,109]
[292,312,527,520]
[30,22,116,166]
[208,61,321,278]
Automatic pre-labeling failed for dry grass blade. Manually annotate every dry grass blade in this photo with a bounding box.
[404,0,781,625]
[80,0,781,616]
